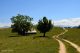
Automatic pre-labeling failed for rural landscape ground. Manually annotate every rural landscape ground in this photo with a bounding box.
[0,27,80,53]
[1,0,80,53]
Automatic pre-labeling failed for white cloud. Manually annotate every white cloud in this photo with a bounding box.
[0,18,80,28]
[54,18,80,27]
[0,23,11,28]
[32,21,38,25]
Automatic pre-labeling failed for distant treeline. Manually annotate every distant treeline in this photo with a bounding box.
[73,25,80,28]
[64,25,80,28]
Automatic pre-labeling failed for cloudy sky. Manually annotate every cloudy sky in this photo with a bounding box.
[54,18,80,27]
[0,0,80,27]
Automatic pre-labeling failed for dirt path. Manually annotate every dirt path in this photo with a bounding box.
[53,36,67,53]
[53,27,67,53]
[56,38,67,53]
[53,27,80,53]
[63,39,80,53]
[62,28,80,53]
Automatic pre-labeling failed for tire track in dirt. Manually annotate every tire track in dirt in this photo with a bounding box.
[63,39,80,53]
[53,27,67,53]
[58,27,80,53]
[53,27,80,53]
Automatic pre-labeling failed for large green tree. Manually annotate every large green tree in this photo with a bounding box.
[11,14,33,35]
[37,17,53,37]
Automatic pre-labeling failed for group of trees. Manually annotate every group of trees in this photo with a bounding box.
[11,14,53,37]
[73,25,80,28]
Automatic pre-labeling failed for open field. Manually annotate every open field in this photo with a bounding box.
[0,27,80,53]
[61,40,79,53]
[60,28,80,46]
[0,27,63,53]
[59,28,80,53]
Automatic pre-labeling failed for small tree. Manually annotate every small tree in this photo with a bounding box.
[11,14,33,35]
[37,17,53,37]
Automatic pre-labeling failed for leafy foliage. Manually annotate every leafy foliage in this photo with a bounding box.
[37,17,53,37]
[11,14,33,35]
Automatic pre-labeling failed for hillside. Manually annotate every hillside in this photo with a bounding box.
[59,28,80,53]
[60,28,80,46]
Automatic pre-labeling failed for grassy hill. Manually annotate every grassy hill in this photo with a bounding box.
[60,28,80,46]
[0,27,63,53]
[60,28,80,53]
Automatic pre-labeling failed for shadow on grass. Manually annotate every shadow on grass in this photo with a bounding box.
[9,33,36,37]
[33,36,51,39]
[9,35,21,37]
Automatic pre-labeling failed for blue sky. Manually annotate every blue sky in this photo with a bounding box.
[0,0,80,27]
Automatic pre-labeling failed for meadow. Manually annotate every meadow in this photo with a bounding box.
[60,28,80,53]
[60,28,80,46]
[0,27,63,53]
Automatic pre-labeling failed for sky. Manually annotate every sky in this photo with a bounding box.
[0,0,80,27]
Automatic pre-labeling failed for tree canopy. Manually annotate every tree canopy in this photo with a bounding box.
[37,17,53,37]
[11,14,33,35]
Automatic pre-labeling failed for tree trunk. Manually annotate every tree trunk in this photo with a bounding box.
[22,30,25,35]
[43,32,46,37]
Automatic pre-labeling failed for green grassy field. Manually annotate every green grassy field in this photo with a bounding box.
[60,28,80,46]
[62,40,79,53]
[0,27,63,53]
[59,28,80,53]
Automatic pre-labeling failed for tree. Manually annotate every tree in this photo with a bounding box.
[78,25,80,28]
[37,17,53,37]
[11,14,33,35]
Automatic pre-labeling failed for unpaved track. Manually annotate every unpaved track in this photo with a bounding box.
[53,27,80,53]
[53,27,67,53]
[62,28,80,53]
[63,39,80,53]
[56,39,67,53]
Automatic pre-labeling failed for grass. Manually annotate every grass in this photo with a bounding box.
[60,28,80,46]
[61,40,79,53]
[0,27,63,53]
[59,28,80,53]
